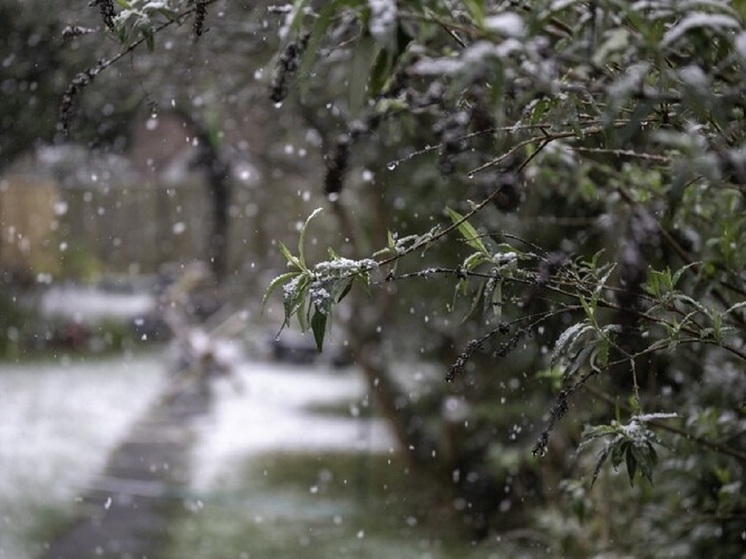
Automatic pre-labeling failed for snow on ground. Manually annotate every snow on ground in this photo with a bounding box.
[0,350,396,558]
[39,284,157,322]
[190,361,395,490]
[0,353,165,559]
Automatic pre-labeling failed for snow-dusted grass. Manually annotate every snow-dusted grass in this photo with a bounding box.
[0,351,394,558]
[0,353,165,559]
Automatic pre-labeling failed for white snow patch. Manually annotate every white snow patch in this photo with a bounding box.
[368,0,397,43]
[633,412,678,422]
[0,355,165,559]
[662,13,740,47]
[484,12,526,37]
[736,32,746,63]
[40,285,156,322]
[190,362,395,490]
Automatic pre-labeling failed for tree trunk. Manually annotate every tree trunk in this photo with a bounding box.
[172,108,231,282]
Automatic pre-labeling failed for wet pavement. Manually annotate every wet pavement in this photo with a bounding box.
[42,387,212,559]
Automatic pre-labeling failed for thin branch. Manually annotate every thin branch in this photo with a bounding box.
[383,119,643,171]
[570,146,672,163]
[377,143,554,268]
[467,126,606,176]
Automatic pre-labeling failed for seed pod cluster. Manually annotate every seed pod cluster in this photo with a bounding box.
[62,26,97,39]
[434,110,471,175]
[325,134,351,196]
[492,173,522,212]
[59,63,104,136]
[89,0,115,32]
[270,32,310,103]
[193,0,209,37]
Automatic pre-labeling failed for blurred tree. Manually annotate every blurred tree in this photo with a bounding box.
[55,0,746,555]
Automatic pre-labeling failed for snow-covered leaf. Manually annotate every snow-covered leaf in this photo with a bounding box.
[484,12,525,38]
[662,13,741,46]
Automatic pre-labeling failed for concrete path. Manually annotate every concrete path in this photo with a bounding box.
[42,387,212,559]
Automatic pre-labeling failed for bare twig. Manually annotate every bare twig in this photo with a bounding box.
[570,146,672,163]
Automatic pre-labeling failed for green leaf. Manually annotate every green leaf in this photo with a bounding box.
[632,443,655,484]
[579,295,595,322]
[263,271,301,308]
[563,344,594,380]
[489,277,502,319]
[552,322,594,366]
[279,241,304,271]
[336,279,354,303]
[671,262,700,287]
[297,297,309,331]
[369,24,413,96]
[592,28,630,66]
[581,423,617,443]
[463,251,490,272]
[282,274,310,328]
[723,301,746,317]
[446,207,488,253]
[297,1,335,100]
[462,0,485,27]
[349,34,378,118]
[592,264,616,306]
[590,337,609,371]
[311,309,327,352]
[369,49,392,97]
[611,439,629,470]
[145,28,155,52]
[628,394,642,415]
[625,446,638,486]
[590,446,611,488]
[298,207,324,268]
[661,12,740,47]
[462,278,486,322]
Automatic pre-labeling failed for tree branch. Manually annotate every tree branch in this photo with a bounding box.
[584,384,746,465]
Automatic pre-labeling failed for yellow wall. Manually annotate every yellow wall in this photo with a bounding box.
[0,176,60,279]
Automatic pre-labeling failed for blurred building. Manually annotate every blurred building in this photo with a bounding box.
[0,113,261,283]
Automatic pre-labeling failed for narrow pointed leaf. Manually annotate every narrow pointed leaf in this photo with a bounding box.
[336,279,354,303]
[311,309,327,352]
[298,207,324,267]
[263,271,301,308]
[446,207,488,253]
[625,448,638,486]
[279,241,304,271]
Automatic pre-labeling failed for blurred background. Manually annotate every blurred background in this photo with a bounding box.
[2,2,515,558]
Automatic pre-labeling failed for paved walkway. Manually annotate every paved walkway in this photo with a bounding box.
[43,387,212,559]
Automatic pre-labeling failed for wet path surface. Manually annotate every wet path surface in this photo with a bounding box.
[43,388,212,559]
